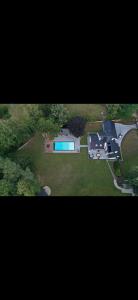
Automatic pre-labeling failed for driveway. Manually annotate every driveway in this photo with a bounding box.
[115,123,137,146]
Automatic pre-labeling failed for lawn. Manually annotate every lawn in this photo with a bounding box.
[65,104,106,121]
[16,133,122,196]
[121,129,138,176]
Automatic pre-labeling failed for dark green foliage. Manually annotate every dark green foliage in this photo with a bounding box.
[106,104,138,119]
[39,104,69,127]
[126,166,138,188]
[106,104,127,119]
[13,154,33,170]
[3,158,22,182]
[0,119,35,155]
[17,178,40,196]
[0,106,10,119]
[0,120,18,155]
[0,179,14,196]
[37,118,61,137]
[39,104,52,118]
[0,156,40,196]
[67,116,87,137]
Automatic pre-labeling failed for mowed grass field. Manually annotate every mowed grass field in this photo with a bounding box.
[16,133,122,196]
[65,104,106,121]
[121,129,138,176]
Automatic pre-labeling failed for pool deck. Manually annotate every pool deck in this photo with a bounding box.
[45,133,80,154]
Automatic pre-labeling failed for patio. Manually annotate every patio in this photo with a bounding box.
[45,129,80,153]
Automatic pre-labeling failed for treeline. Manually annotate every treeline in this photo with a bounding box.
[0,104,70,155]
[0,156,40,196]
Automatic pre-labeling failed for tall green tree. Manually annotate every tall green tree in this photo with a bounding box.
[0,156,40,196]
[39,104,69,127]
[37,118,60,138]
[17,179,40,196]
[3,158,22,182]
[0,179,13,196]
[50,104,69,126]
[0,120,18,155]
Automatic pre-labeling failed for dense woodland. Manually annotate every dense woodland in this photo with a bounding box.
[0,103,138,196]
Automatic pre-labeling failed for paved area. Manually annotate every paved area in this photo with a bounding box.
[115,123,137,146]
[80,145,88,148]
[45,131,80,153]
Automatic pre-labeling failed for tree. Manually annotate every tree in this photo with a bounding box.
[106,104,124,119]
[50,104,69,126]
[0,120,18,155]
[106,104,138,119]
[3,158,22,182]
[37,118,60,138]
[21,167,36,181]
[13,154,33,170]
[17,179,40,196]
[39,104,52,118]
[0,117,36,155]
[39,104,69,127]
[0,156,40,196]
[67,116,86,137]
[0,179,13,196]
[0,105,10,119]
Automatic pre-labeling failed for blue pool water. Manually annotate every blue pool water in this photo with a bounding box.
[54,141,75,151]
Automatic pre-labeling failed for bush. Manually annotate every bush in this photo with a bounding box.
[0,106,10,119]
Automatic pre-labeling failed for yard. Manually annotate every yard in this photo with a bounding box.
[0,104,34,122]
[16,132,122,196]
[65,104,106,121]
[3,103,135,196]
[121,129,138,176]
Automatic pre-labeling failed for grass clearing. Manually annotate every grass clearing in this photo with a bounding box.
[65,104,106,121]
[121,129,138,176]
[16,133,122,196]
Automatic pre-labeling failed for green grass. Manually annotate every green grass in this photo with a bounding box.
[81,122,102,144]
[65,104,106,121]
[16,133,122,196]
[121,129,138,176]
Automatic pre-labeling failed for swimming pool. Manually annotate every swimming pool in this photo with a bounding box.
[53,141,75,151]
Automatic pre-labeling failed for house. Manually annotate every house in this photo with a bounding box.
[88,120,121,160]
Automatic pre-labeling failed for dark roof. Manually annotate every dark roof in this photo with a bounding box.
[107,140,121,159]
[102,120,117,138]
[89,134,105,150]
[38,189,48,196]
